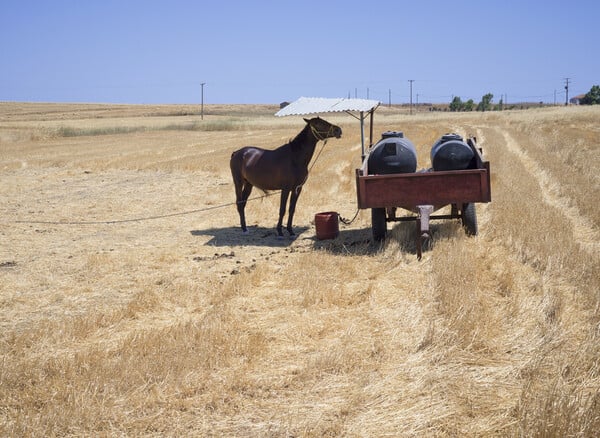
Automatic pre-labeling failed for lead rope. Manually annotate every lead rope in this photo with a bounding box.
[294,125,332,195]
[339,208,360,225]
[294,139,327,195]
[300,124,361,225]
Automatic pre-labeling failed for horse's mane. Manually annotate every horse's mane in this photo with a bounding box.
[287,123,312,149]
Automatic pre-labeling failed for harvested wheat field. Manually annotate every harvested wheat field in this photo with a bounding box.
[1,102,599,436]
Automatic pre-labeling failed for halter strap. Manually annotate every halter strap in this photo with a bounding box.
[309,123,334,142]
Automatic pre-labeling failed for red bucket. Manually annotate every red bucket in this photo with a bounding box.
[315,211,339,240]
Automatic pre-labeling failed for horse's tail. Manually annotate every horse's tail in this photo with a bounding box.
[230,148,244,172]
[230,149,244,188]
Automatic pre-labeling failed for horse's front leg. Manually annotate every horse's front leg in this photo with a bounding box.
[277,189,290,238]
[286,186,302,237]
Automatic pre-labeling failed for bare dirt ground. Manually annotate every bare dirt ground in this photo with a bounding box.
[1,103,598,436]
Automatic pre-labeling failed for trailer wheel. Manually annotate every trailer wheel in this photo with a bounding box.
[371,208,387,241]
[461,203,478,236]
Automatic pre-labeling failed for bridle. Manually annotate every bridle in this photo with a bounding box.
[310,122,337,142]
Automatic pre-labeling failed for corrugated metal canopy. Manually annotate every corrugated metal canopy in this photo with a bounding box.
[275,97,380,116]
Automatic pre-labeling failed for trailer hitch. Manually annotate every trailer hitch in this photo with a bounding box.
[416,205,434,260]
[384,204,473,259]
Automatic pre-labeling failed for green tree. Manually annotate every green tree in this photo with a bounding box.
[449,96,464,111]
[477,93,494,112]
[580,85,600,105]
[464,99,475,111]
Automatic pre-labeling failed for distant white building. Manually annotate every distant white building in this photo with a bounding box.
[570,94,586,105]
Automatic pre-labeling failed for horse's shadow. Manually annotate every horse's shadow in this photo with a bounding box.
[191,224,381,255]
[190,220,458,256]
[190,225,310,248]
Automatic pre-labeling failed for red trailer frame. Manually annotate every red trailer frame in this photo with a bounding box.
[355,138,491,259]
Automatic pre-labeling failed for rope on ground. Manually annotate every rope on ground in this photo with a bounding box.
[8,192,279,225]
[9,192,362,227]
[339,208,360,226]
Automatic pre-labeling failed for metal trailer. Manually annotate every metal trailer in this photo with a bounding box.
[355,137,491,259]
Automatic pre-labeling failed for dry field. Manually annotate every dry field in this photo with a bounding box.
[1,102,599,436]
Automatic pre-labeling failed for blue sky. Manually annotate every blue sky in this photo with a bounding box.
[1,0,598,104]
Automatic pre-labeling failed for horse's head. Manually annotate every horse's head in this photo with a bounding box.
[304,117,342,140]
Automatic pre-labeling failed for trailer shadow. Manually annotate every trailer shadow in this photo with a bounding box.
[312,227,379,255]
[190,225,309,248]
[389,220,464,256]
[315,220,461,257]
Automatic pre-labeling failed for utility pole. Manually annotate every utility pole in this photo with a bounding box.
[201,82,206,120]
[564,78,570,105]
[388,89,392,107]
[408,79,414,115]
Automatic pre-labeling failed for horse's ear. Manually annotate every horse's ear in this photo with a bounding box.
[304,118,310,124]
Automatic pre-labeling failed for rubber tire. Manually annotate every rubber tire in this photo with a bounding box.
[371,208,387,241]
[461,203,478,236]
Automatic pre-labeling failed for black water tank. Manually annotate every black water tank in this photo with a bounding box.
[367,131,417,175]
[430,133,474,171]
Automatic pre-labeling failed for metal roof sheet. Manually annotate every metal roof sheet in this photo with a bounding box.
[275,97,380,116]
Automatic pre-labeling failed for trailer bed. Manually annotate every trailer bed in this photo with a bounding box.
[356,138,490,209]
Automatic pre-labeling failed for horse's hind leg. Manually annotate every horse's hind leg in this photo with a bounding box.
[286,187,302,237]
[277,190,290,238]
[230,158,252,233]
[236,182,253,233]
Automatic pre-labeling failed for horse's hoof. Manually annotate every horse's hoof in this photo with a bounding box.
[277,235,284,240]
[242,230,249,235]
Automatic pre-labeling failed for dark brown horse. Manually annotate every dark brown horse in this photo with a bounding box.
[230,117,342,237]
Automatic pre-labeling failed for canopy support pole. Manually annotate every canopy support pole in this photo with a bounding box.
[369,109,375,148]
[358,106,378,160]
[360,111,365,159]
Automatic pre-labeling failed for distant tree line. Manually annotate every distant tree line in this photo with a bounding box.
[449,85,600,110]
[580,85,600,105]
[450,93,497,111]
[449,96,474,112]
[449,93,504,112]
